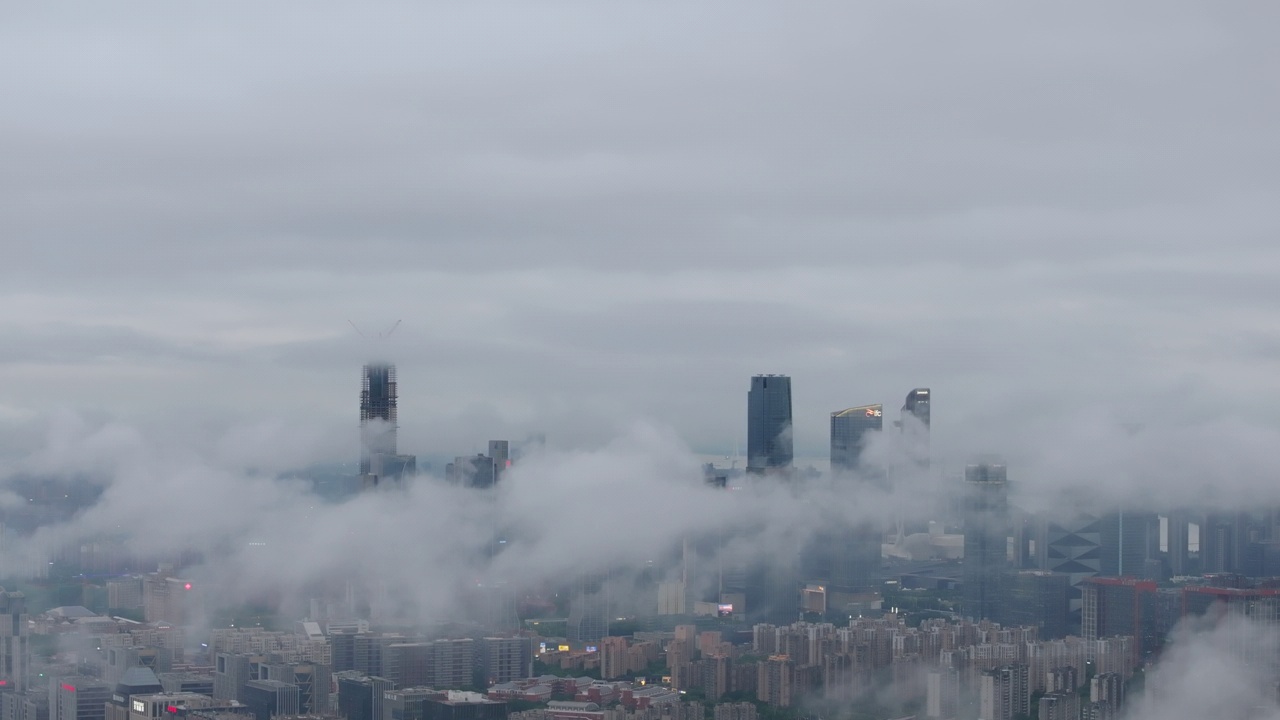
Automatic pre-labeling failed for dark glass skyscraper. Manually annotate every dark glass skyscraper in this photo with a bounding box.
[830,404,883,473]
[747,375,793,474]
[963,462,1009,622]
[359,363,401,485]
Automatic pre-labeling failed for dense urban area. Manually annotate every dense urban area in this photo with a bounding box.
[0,366,1275,720]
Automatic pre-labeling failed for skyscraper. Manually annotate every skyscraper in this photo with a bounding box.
[809,403,885,598]
[829,404,883,474]
[963,463,1009,622]
[900,388,930,467]
[359,363,397,476]
[747,375,793,474]
[359,363,415,487]
[0,588,28,692]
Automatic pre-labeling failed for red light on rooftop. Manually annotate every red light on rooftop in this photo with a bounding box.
[0,680,8,686]
[184,583,192,590]
[167,706,180,713]
[61,684,76,692]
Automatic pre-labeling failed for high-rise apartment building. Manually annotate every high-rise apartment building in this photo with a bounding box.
[747,375,793,474]
[978,664,1029,720]
[925,667,958,719]
[963,463,1009,623]
[0,588,29,692]
[829,404,883,474]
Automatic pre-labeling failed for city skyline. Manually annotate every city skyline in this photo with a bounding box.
[2,4,1278,477]
[2,3,1279,719]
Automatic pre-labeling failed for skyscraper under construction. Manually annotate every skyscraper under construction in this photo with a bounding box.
[359,363,415,487]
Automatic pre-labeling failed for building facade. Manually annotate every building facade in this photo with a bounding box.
[747,376,792,474]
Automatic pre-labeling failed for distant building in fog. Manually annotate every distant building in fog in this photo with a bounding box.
[747,375,792,474]
[963,463,1009,623]
[359,363,415,488]
[829,404,883,473]
[900,388,931,467]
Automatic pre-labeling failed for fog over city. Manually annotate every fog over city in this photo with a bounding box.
[2,3,1280,720]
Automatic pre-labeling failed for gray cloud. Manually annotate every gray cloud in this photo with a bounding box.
[0,2,1277,496]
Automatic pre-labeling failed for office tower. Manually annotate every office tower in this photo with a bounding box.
[264,661,330,715]
[360,363,398,475]
[817,403,885,599]
[1098,511,1159,577]
[49,678,110,720]
[488,441,510,482]
[830,404,883,474]
[999,570,1071,639]
[142,574,198,625]
[382,688,438,720]
[567,573,609,642]
[336,673,394,720]
[963,463,1009,622]
[900,388,931,467]
[242,680,300,720]
[747,375,792,474]
[1081,577,1158,662]
[0,589,29,692]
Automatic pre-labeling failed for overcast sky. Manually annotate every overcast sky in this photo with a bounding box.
[3,2,1279,478]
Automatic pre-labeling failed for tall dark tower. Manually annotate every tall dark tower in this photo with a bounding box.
[359,363,398,476]
[901,388,931,467]
[963,462,1009,622]
[747,375,793,474]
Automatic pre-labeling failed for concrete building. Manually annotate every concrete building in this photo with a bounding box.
[450,455,497,489]
[747,375,792,474]
[925,667,958,719]
[49,677,111,720]
[478,638,532,685]
[598,638,629,681]
[978,664,1028,720]
[1037,692,1079,720]
[142,575,199,625]
[1081,577,1157,662]
[756,656,794,709]
[107,578,143,611]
